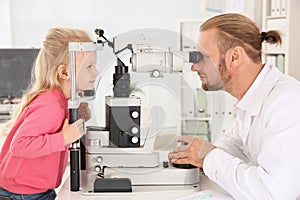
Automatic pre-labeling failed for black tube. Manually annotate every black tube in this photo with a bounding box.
[69,108,78,124]
[69,108,80,191]
[113,58,130,97]
[70,148,80,191]
[80,136,86,170]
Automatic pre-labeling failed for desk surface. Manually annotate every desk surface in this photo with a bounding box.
[0,124,232,200]
[56,172,232,200]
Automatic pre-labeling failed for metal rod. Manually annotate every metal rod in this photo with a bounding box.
[69,50,80,191]
[70,51,76,101]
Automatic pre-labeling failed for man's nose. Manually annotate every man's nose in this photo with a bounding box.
[191,63,199,71]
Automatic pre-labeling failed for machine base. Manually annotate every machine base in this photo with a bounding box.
[94,178,132,192]
[81,164,200,194]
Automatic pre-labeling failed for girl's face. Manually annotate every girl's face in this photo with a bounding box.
[75,51,99,91]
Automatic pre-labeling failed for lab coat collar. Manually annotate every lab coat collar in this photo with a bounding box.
[236,64,283,119]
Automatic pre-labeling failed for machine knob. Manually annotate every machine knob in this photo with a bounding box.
[152,70,160,78]
[131,111,139,119]
[94,165,101,172]
[96,156,103,163]
[131,127,139,134]
[131,136,139,144]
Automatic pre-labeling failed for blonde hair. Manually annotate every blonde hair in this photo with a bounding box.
[200,13,282,63]
[5,28,93,132]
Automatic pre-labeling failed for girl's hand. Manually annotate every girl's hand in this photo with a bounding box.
[62,118,84,145]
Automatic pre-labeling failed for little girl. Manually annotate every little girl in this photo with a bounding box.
[0,28,99,199]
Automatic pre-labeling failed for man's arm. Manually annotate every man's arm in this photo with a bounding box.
[204,92,300,200]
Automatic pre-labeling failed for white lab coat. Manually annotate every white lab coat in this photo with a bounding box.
[203,64,300,200]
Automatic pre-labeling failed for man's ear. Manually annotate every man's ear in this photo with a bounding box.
[230,46,243,66]
[57,64,70,80]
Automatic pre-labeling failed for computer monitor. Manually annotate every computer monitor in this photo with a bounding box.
[0,48,39,100]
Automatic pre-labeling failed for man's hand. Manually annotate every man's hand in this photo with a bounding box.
[168,135,216,168]
[78,102,91,121]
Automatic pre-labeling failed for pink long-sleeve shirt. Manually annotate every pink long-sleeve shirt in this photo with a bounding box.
[0,89,69,194]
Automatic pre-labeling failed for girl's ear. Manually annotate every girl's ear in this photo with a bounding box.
[57,64,70,80]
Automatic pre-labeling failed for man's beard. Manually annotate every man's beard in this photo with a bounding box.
[201,81,209,91]
[201,57,228,91]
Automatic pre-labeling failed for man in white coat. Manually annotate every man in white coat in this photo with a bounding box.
[169,13,300,200]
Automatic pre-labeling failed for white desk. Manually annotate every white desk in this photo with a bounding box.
[56,172,233,200]
[0,124,232,200]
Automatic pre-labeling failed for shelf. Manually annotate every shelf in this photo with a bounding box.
[263,51,285,55]
[264,52,285,55]
[266,15,286,19]
[182,117,212,121]
[262,0,300,81]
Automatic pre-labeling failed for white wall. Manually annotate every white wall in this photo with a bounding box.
[0,0,11,47]
[1,0,208,48]
[0,0,261,131]
[1,0,261,48]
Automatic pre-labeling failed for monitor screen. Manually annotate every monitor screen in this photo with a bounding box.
[0,48,40,99]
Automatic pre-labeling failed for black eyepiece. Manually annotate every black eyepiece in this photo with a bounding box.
[189,51,203,63]
[95,29,104,37]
